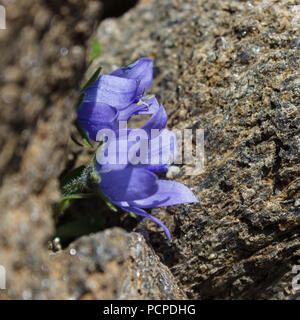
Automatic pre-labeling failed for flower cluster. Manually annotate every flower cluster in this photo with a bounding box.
[77,58,198,241]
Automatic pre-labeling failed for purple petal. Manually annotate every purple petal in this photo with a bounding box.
[118,96,159,122]
[84,75,139,109]
[130,180,199,208]
[116,128,177,170]
[143,129,178,168]
[96,131,136,171]
[142,164,168,173]
[115,104,170,169]
[142,104,167,136]
[99,168,158,202]
[117,103,147,122]
[110,58,153,96]
[118,205,171,241]
[77,101,119,140]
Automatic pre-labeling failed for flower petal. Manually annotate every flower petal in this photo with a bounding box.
[118,205,171,241]
[77,101,119,140]
[118,96,159,122]
[130,180,199,208]
[142,104,167,136]
[117,103,146,122]
[142,164,168,173]
[110,58,153,96]
[140,129,177,169]
[96,130,136,171]
[84,75,139,109]
[99,168,158,202]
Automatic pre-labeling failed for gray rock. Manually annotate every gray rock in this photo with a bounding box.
[49,228,186,299]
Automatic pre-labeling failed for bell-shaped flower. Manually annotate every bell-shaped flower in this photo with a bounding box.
[95,130,198,241]
[77,58,155,140]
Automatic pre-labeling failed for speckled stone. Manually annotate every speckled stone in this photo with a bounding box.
[49,228,186,299]
[95,0,300,299]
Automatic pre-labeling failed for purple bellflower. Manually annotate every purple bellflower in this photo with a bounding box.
[76,57,199,241]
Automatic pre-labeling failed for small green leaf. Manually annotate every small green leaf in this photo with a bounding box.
[90,39,102,62]
[105,200,118,212]
[55,193,98,216]
[70,133,84,147]
[61,193,95,201]
[56,198,71,214]
[91,170,100,183]
[97,189,118,212]
[90,154,101,183]
[80,66,102,92]
[127,211,137,219]
[60,166,86,189]
[74,120,93,148]
[82,138,93,148]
